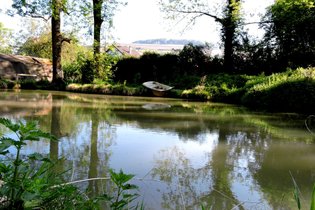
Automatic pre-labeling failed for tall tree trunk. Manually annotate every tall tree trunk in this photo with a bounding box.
[223,24,235,72]
[93,0,104,78]
[52,0,63,82]
[222,0,239,72]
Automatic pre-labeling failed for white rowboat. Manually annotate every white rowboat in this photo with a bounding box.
[142,81,173,97]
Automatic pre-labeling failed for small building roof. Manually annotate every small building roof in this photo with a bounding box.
[107,45,142,57]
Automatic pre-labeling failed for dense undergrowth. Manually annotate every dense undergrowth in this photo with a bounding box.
[179,67,315,113]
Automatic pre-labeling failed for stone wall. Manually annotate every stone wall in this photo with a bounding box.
[0,54,52,81]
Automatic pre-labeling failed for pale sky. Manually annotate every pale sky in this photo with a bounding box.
[0,0,274,44]
[113,0,274,44]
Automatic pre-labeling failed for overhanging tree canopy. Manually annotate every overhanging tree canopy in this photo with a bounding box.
[262,0,315,68]
[159,0,242,72]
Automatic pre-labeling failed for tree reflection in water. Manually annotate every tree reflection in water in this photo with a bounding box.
[87,112,100,197]
[1,91,315,209]
[151,125,277,209]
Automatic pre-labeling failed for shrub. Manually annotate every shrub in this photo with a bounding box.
[241,67,315,113]
[0,79,15,89]
[64,52,119,84]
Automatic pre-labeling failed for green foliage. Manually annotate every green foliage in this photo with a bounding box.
[0,22,13,54]
[182,85,212,100]
[291,172,315,210]
[19,79,56,90]
[158,0,242,71]
[179,43,210,75]
[9,0,51,19]
[311,184,315,210]
[64,51,119,84]
[0,79,15,89]
[0,118,58,209]
[291,173,302,210]
[262,0,315,69]
[181,74,247,102]
[17,31,52,59]
[241,68,315,113]
[104,169,140,210]
[176,67,315,113]
[66,83,144,96]
[113,44,220,86]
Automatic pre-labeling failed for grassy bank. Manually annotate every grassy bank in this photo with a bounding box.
[179,67,315,113]
[1,67,314,114]
[66,83,147,96]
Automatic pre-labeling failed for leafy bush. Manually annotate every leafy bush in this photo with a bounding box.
[182,85,212,100]
[0,79,15,89]
[64,52,119,84]
[242,67,315,113]
[113,44,222,86]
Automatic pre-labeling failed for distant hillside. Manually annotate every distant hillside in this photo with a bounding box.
[133,39,204,45]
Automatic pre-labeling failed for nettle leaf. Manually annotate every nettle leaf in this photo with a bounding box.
[21,191,38,201]
[0,162,10,173]
[0,150,9,155]
[28,153,52,164]
[28,153,44,161]
[0,118,20,132]
[111,200,128,209]
[120,173,135,184]
[122,183,138,190]
[98,194,113,202]
[36,130,57,141]
[0,137,15,154]
[24,120,38,131]
[122,193,139,199]
[20,129,56,142]
[110,169,136,187]
[12,140,27,148]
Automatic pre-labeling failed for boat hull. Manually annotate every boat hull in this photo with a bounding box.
[142,81,173,97]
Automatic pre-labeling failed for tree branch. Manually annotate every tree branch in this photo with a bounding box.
[29,14,51,22]
[166,8,223,23]
[241,20,272,26]
[61,36,71,44]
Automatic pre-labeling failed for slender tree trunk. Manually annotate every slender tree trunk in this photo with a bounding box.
[223,24,235,72]
[222,0,239,72]
[93,0,104,78]
[52,0,63,82]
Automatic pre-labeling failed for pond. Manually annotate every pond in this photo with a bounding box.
[0,90,315,209]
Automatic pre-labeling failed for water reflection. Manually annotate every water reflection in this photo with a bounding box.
[0,90,314,209]
[142,103,171,110]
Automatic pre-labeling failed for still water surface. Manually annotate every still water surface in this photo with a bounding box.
[0,90,315,209]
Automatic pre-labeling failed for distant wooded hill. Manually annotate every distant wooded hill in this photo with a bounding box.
[133,39,204,45]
